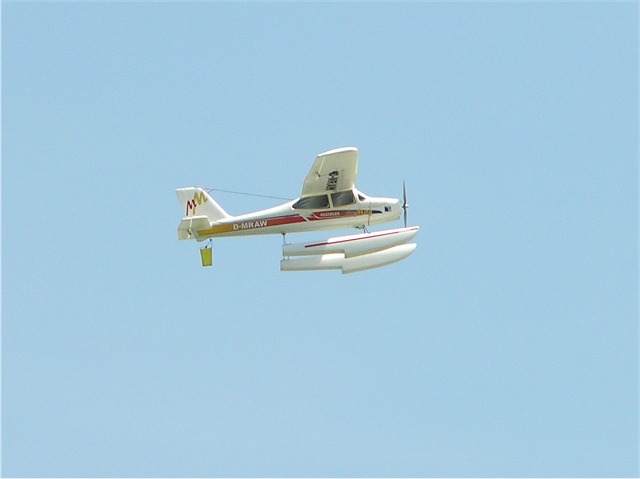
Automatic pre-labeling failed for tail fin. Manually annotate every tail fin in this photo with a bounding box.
[176,187,230,222]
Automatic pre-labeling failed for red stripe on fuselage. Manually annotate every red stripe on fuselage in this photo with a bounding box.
[265,215,307,227]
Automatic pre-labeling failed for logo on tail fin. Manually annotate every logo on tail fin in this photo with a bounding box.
[186,191,208,216]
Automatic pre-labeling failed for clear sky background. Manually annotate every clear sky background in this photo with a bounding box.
[2,2,637,477]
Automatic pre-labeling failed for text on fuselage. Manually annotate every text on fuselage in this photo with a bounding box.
[233,219,268,231]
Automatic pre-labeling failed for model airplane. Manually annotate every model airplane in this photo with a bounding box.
[176,147,419,273]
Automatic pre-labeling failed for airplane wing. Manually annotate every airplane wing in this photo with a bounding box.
[300,147,358,197]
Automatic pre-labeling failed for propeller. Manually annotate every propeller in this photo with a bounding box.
[402,180,409,228]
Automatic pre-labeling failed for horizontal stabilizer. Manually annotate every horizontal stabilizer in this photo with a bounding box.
[177,216,211,241]
[281,243,417,274]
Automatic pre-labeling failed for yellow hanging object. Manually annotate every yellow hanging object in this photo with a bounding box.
[200,243,213,267]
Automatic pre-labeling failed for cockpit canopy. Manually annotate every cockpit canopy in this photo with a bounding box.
[293,189,358,209]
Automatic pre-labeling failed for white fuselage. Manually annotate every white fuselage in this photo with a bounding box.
[195,188,401,239]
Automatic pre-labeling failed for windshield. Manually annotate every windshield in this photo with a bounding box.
[331,190,356,207]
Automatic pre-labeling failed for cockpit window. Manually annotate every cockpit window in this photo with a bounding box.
[331,190,356,207]
[292,194,329,209]
[357,193,366,201]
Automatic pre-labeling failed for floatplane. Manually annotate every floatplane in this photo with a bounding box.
[176,147,419,273]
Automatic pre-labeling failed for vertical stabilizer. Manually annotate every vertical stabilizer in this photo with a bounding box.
[176,187,230,222]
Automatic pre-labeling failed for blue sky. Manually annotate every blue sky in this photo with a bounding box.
[2,2,637,477]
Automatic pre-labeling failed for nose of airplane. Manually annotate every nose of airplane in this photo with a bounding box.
[390,198,402,220]
[362,194,402,225]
